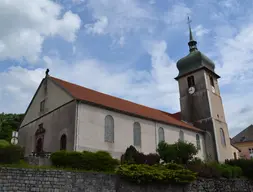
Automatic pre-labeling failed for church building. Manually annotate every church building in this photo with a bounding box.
[18,24,238,162]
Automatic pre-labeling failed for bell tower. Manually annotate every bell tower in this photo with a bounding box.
[175,17,232,162]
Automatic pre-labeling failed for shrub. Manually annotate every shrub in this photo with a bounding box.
[0,144,24,164]
[116,164,197,184]
[121,145,160,165]
[157,141,198,164]
[188,157,203,165]
[0,140,10,147]
[225,159,253,179]
[187,162,221,178]
[121,145,138,164]
[187,161,242,179]
[51,150,119,172]
[164,162,185,170]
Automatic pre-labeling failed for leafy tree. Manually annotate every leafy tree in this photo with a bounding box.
[0,113,24,141]
[157,140,198,164]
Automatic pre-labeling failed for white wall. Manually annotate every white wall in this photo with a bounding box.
[76,103,205,160]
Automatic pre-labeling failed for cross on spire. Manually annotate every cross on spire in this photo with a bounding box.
[186,15,197,52]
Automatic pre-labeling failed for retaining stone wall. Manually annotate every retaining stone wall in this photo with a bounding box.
[0,167,253,192]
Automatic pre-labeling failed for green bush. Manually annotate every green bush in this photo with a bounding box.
[0,139,10,147]
[163,162,185,170]
[50,150,119,172]
[225,159,253,179]
[0,144,24,164]
[187,161,242,179]
[116,164,197,184]
[121,145,160,165]
[157,141,198,164]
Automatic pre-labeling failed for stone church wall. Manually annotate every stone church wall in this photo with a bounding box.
[0,167,253,192]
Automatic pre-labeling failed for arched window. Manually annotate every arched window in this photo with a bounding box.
[196,134,201,150]
[220,128,226,146]
[104,115,114,143]
[60,134,67,150]
[187,76,195,88]
[133,122,141,147]
[179,130,184,141]
[158,127,165,142]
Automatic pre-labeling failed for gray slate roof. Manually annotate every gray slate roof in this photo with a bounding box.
[232,125,253,143]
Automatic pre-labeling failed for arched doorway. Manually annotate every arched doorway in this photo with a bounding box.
[36,138,43,153]
[60,134,67,150]
[34,123,46,155]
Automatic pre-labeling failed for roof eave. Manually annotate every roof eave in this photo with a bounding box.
[76,99,204,133]
[175,66,220,80]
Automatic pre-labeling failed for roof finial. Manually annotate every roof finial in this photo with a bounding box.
[187,16,198,52]
[45,68,49,77]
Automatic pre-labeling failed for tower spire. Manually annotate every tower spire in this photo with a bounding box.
[187,16,198,52]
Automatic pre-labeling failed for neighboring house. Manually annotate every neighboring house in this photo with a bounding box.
[232,125,253,159]
[230,138,240,160]
[18,25,236,162]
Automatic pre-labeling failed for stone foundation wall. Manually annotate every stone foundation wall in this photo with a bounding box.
[0,167,253,192]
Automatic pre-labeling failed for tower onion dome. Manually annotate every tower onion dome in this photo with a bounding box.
[175,17,216,79]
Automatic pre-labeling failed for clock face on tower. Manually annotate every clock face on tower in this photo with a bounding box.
[188,86,195,95]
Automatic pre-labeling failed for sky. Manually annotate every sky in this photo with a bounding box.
[0,0,252,137]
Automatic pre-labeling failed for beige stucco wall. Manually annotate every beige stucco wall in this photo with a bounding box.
[233,142,253,159]
[204,71,233,162]
[75,103,205,160]
[231,145,239,159]
[21,77,73,127]
[18,101,76,156]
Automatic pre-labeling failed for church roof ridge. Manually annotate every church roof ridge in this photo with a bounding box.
[50,76,202,132]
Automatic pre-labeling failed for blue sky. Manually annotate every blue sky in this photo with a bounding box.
[0,0,253,137]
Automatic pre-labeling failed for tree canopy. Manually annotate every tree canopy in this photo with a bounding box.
[0,113,24,142]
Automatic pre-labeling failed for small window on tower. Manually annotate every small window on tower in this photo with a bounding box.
[209,76,214,87]
[187,76,195,88]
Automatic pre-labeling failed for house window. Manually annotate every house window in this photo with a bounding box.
[104,115,114,143]
[60,134,67,150]
[158,127,165,143]
[249,148,253,158]
[40,100,45,112]
[133,122,141,147]
[196,134,201,150]
[209,76,214,87]
[187,76,195,88]
[179,130,184,141]
[220,128,226,146]
[233,152,237,160]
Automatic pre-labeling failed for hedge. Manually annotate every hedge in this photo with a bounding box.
[121,145,160,165]
[0,144,24,164]
[187,161,242,179]
[225,159,253,179]
[116,164,197,184]
[50,150,119,172]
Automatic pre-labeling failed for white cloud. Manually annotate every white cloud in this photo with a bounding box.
[85,16,108,35]
[0,66,45,113]
[192,25,209,38]
[0,0,81,63]
[213,23,253,136]
[165,3,191,25]
[1,40,179,114]
[84,0,154,44]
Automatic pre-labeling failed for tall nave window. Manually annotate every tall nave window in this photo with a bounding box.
[133,122,141,147]
[104,115,114,143]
